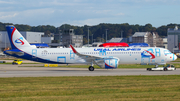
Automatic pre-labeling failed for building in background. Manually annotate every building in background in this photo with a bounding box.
[167,26,180,53]
[132,32,152,46]
[0,31,44,52]
[107,38,127,43]
[20,31,44,43]
[41,33,54,45]
[132,32,163,47]
[153,32,164,47]
[54,29,83,47]
[0,31,10,52]
[41,37,53,44]
[132,32,149,43]
[162,37,168,49]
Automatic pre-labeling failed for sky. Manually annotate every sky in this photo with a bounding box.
[0,0,180,27]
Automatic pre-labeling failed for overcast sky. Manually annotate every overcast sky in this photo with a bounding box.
[0,0,180,27]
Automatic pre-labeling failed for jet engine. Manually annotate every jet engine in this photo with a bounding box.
[94,58,119,69]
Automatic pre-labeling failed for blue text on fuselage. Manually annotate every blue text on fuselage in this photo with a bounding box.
[94,48,111,51]
[94,48,141,51]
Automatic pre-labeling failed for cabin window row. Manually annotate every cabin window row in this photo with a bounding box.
[80,52,141,54]
[41,53,68,55]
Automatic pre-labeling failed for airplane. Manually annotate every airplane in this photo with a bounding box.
[4,25,177,71]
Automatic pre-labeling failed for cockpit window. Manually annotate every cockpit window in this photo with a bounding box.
[164,50,172,55]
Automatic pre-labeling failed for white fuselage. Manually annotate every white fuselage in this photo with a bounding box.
[22,46,175,65]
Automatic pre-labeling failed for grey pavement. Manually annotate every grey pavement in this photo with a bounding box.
[0,64,180,77]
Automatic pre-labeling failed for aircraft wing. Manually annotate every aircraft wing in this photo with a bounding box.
[70,45,114,63]
[70,45,119,69]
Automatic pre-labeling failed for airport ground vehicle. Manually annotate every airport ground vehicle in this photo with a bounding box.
[147,64,176,71]
[12,59,22,65]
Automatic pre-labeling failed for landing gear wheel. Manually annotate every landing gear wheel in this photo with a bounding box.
[89,66,94,71]
[164,68,167,71]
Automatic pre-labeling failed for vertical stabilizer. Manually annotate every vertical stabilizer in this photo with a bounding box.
[6,25,31,50]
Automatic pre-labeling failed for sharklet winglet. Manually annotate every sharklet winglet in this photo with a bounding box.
[70,45,77,54]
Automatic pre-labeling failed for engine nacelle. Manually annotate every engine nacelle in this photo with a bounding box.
[104,58,119,69]
[94,58,119,69]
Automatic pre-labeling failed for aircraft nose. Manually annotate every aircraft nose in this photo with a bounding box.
[174,54,177,61]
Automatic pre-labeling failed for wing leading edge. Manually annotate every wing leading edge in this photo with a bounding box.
[70,45,102,62]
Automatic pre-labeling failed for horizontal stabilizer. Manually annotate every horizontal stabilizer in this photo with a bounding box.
[4,50,24,56]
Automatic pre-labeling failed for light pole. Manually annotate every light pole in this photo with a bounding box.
[106,29,108,42]
[5,34,6,58]
[121,30,123,38]
[102,34,104,43]
[92,34,93,44]
[88,27,90,47]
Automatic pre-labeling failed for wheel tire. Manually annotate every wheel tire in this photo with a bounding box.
[147,68,149,71]
[89,66,94,71]
[149,68,152,71]
[164,68,167,71]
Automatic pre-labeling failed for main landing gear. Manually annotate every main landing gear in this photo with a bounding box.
[89,62,94,71]
[89,66,94,71]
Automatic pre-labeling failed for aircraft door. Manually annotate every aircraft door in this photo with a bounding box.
[32,49,37,58]
[70,50,75,59]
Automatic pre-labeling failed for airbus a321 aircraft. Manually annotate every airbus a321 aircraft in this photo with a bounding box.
[4,25,177,71]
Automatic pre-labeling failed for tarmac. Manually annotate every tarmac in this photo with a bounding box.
[0,63,180,77]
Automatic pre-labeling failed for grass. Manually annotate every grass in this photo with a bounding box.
[0,75,180,101]
[171,57,180,62]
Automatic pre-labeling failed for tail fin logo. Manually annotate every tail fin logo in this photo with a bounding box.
[15,37,24,45]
